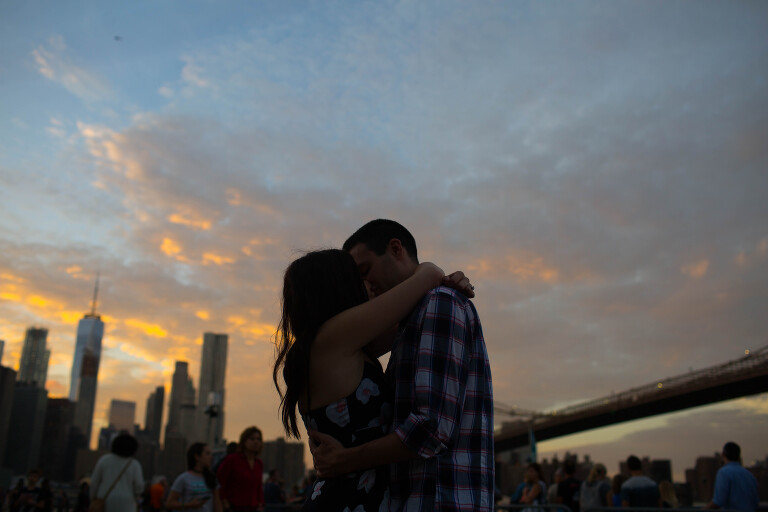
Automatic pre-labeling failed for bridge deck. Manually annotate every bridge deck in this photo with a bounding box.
[495,347,768,451]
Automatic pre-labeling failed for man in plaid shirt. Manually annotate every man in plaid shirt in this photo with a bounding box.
[310,219,494,511]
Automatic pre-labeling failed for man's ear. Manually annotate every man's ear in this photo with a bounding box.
[387,238,406,260]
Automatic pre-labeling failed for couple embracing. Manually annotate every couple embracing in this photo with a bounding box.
[273,219,494,512]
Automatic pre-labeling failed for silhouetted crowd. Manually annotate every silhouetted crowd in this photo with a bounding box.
[501,442,759,511]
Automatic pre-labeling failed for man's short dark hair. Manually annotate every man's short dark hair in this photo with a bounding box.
[111,433,138,457]
[342,219,418,263]
[722,442,741,462]
[627,455,642,471]
[563,460,576,476]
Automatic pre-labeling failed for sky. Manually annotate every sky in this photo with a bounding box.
[1,0,767,481]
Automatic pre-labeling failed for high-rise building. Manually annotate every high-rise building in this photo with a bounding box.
[18,327,50,387]
[69,276,104,400]
[165,361,196,445]
[69,315,104,401]
[3,382,48,474]
[686,455,720,503]
[72,276,105,449]
[0,365,17,465]
[261,438,305,487]
[0,339,5,364]
[142,385,165,445]
[197,332,228,448]
[39,398,77,482]
[109,399,136,433]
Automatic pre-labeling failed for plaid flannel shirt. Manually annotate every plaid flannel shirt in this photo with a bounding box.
[387,286,494,511]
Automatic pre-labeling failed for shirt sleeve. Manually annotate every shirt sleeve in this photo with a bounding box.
[711,468,728,507]
[256,458,265,506]
[170,474,186,496]
[132,461,145,498]
[216,456,234,502]
[90,457,104,499]
[393,289,470,458]
[619,483,629,504]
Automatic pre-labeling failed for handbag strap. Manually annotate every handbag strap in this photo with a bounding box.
[99,458,133,500]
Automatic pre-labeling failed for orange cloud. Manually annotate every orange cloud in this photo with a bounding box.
[59,311,83,324]
[196,310,210,320]
[509,256,559,283]
[681,259,709,279]
[168,213,212,230]
[202,253,235,265]
[247,322,278,339]
[466,253,562,284]
[45,379,69,398]
[734,239,767,268]
[124,319,168,338]
[160,237,191,263]
[228,316,246,327]
[226,188,242,206]
[28,295,55,308]
[65,266,92,280]
[758,238,768,257]
[0,273,25,283]
[0,291,21,302]
[166,345,193,363]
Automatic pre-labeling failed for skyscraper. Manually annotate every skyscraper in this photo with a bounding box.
[69,276,104,401]
[165,361,196,445]
[18,327,50,387]
[108,399,136,433]
[0,339,5,364]
[197,332,228,448]
[72,276,105,449]
[0,365,17,465]
[3,382,48,473]
[143,385,165,444]
[39,398,77,482]
[261,438,306,489]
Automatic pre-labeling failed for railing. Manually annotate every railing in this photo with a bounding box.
[495,505,572,511]
[496,507,750,512]
[583,509,746,512]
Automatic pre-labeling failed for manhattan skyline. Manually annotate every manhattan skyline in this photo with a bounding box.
[1,0,767,479]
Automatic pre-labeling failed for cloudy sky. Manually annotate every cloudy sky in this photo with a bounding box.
[1,1,767,480]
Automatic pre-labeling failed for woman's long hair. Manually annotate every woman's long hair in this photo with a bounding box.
[186,442,215,490]
[273,249,369,438]
[526,462,544,484]
[238,426,262,454]
[587,463,607,483]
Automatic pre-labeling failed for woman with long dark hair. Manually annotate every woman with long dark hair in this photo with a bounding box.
[216,426,264,511]
[166,442,218,511]
[520,462,546,507]
[273,249,463,510]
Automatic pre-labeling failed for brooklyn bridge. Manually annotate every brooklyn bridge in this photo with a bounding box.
[494,345,768,451]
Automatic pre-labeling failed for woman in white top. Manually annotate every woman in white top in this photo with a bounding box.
[166,442,219,512]
[90,433,144,512]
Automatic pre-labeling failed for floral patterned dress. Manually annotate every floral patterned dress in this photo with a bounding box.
[302,360,393,512]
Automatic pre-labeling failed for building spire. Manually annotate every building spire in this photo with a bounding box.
[90,273,100,316]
